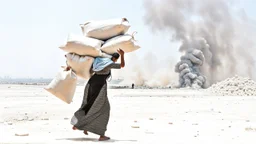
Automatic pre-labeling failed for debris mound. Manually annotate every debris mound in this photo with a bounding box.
[208,75,256,96]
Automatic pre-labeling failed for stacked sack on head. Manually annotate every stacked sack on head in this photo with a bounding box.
[45,18,140,104]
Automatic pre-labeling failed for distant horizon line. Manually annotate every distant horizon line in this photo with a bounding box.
[0,77,53,79]
[0,77,125,80]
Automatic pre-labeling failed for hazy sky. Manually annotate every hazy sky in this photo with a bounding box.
[0,0,255,78]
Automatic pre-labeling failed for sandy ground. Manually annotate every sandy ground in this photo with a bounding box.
[1,85,256,144]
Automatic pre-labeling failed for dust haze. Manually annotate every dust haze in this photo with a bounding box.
[142,0,256,88]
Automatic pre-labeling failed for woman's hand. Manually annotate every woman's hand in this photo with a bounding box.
[117,48,125,68]
[117,48,125,55]
[65,66,71,71]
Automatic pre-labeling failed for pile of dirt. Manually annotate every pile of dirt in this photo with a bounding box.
[208,75,256,96]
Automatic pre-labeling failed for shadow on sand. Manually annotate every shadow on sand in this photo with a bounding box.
[57,137,137,142]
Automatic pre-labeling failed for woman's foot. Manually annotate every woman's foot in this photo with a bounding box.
[83,130,88,135]
[73,126,88,135]
[72,126,77,130]
[99,136,110,141]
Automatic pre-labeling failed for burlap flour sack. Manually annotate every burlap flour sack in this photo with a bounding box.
[59,34,103,57]
[80,18,130,40]
[101,32,140,54]
[66,53,94,79]
[45,69,77,104]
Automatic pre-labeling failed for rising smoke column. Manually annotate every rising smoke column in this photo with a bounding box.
[143,0,256,88]
[175,37,211,88]
[175,48,205,88]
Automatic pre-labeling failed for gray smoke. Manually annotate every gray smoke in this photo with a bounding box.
[175,47,206,88]
[143,0,256,88]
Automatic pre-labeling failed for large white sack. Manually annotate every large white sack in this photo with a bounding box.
[59,34,103,57]
[80,18,130,40]
[66,53,94,79]
[101,32,140,54]
[45,70,77,104]
[100,52,112,58]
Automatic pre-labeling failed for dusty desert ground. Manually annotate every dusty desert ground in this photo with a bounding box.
[1,84,256,144]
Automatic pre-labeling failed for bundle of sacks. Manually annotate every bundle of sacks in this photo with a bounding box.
[45,18,140,104]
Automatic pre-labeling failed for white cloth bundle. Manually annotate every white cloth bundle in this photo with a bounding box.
[81,18,130,40]
[59,34,103,57]
[101,32,140,54]
[66,53,94,79]
[45,69,77,104]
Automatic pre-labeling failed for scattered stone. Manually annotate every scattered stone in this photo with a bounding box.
[17,117,24,121]
[8,122,13,125]
[245,127,256,131]
[149,118,154,120]
[168,122,173,125]
[245,127,252,131]
[15,133,29,136]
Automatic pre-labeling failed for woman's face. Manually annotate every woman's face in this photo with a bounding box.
[111,57,118,62]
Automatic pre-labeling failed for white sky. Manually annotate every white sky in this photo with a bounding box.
[0,0,255,78]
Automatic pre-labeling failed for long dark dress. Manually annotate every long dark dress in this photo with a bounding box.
[71,63,121,136]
